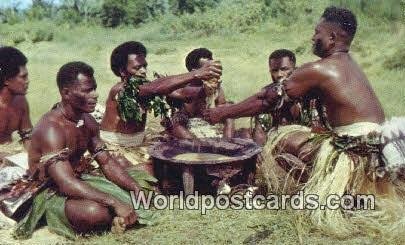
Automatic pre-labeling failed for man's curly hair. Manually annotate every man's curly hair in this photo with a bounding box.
[110,41,147,77]
[322,6,357,41]
[185,48,213,71]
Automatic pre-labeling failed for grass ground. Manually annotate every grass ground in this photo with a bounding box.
[0,8,404,245]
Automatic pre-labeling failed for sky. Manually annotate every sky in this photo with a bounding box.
[0,0,62,9]
[0,0,31,9]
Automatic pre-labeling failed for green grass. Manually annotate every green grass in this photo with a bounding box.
[1,5,404,244]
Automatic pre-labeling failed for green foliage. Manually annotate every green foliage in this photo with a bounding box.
[334,0,401,21]
[161,0,269,36]
[100,0,169,27]
[173,0,221,14]
[11,32,26,45]
[100,0,126,27]
[30,27,54,43]
[383,47,405,70]
[0,8,23,24]
[25,3,54,21]
[117,76,169,122]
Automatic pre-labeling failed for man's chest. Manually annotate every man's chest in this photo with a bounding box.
[64,125,92,155]
[0,106,21,133]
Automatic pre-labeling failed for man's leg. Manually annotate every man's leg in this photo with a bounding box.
[65,199,113,233]
[273,131,317,181]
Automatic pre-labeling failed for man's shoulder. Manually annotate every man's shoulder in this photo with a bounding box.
[109,82,125,96]
[32,112,66,144]
[294,59,333,82]
[105,82,124,103]
[34,111,63,134]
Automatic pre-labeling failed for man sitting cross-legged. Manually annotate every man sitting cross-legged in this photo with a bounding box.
[100,42,222,165]
[166,48,234,139]
[14,62,156,240]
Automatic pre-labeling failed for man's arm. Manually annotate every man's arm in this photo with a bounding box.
[41,123,121,207]
[167,86,204,103]
[42,122,137,225]
[215,88,234,138]
[88,115,142,194]
[203,62,323,124]
[18,96,33,150]
[138,60,222,98]
[203,89,273,124]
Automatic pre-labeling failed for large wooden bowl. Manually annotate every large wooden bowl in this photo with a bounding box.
[149,138,262,194]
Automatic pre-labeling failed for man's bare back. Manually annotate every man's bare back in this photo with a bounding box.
[285,52,385,127]
[204,15,385,128]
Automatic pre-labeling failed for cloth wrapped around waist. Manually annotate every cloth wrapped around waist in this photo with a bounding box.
[100,130,149,165]
[100,130,145,147]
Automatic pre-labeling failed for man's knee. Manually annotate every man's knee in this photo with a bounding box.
[275,131,312,155]
[65,199,112,232]
[134,162,155,176]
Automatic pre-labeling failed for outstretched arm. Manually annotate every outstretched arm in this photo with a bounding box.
[203,62,322,124]
[138,60,222,97]
[203,88,275,124]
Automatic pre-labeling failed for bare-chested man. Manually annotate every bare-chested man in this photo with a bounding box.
[237,49,299,145]
[0,47,32,149]
[15,62,155,239]
[0,47,32,193]
[99,42,222,164]
[166,48,234,139]
[203,6,404,233]
[204,6,384,151]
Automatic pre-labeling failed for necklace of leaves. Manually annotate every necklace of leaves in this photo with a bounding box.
[117,76,169,122]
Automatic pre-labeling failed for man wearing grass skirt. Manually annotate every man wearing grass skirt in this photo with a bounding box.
[204,6,405,236]
[8,62,157,240]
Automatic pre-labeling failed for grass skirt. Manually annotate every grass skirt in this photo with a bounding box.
[260,124,405,241]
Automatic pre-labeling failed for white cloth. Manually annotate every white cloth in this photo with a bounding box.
[380,117,405,175]
[188,118,222,138]
[333,121,381,136]
[90,103,105,124]
[100,130,145,147]
[0,166,26,189]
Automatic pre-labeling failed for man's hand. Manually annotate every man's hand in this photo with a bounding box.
[112,200,138,226]
[203,106,225,124]
[194,60,222,81]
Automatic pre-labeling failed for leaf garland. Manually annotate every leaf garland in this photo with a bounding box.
[117,76,169,122]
